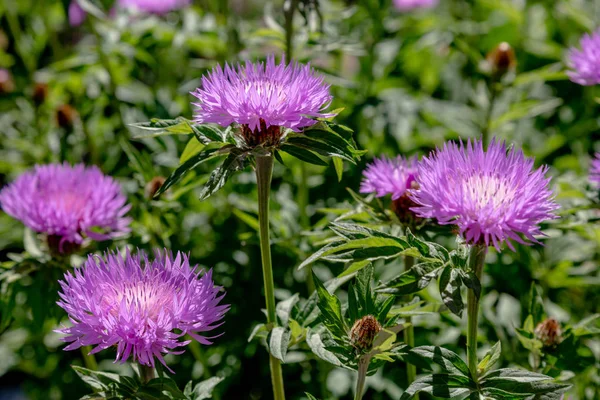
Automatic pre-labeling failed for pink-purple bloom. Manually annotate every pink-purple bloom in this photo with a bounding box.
[567,29,600,86]
[360,156,418,200]
[410,139,558,251]
[68,1,87,27]
[57,250,229,371]
[0,163,130,252]
[590,153,600,188]
[191,55,333,135]
[118,0,191,14]
[393,0,438,11]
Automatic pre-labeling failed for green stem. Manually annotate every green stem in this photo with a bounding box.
[466,245,487,380]
[80,346,98,370]
[403,255,418,399]
[140,364,155,384]
[482,80,498,147]
[256,155,286,400]
[354,356,369,400]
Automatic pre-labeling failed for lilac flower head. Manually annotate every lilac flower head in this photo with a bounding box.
[567,29,600,86]
[57,250,229,371]
[191,55,333,146]
[68,1,87,27]
[118,0,191,14]
[410,139,559,251]
[393,0,438,11]
[590,153,600,188]
[360,156,418,200]
[0,163,131,252]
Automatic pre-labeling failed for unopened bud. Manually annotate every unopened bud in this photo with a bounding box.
[534,318,562,348]
[145,176,166,199]
[56,104,77,129]
[486,42,516,78]
[349,315,382,352]
[392,180,423,228]
[33,82,49,106]
[0,69,15,94]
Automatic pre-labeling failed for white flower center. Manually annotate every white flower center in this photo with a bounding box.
[463,174,516,212]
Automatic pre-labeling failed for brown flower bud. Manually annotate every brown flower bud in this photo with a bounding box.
[240,118,283,147]
[0,30,8,51]
[145,176,166,199]
[56,104,77,129]
[349,315,382,352]
[486,42,516,78]
[0,69,15,94]
[534,318,563,348]
[32,82,49,106]
[392,181,422,228]
[47,234,81,257]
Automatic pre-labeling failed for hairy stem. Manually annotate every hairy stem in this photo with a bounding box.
[256,155,286,400]
[402,255,418,398]
[354,356,369,400]
[466,244,487,380]
[80,346,98,370]
[140,364,155,384]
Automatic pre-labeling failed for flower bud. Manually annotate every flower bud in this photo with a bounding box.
[534,318,562,348]
[145,176,166,199]
[349,315,382,352]
[392,181,423,227]
[0,69,15,94]
[56,104,77,129]
[485,42,516,78]
[33,82,49,106]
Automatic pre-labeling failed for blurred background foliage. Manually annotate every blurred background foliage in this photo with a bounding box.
[0,0,599,399]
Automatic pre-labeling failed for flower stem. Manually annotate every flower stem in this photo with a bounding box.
[482,79,499,147]
[255,155,286,400]
[140,364,155,384]
[354,356,369,400]
[80,346,98,370]
[466,244,487,380]
[403,255,418,399]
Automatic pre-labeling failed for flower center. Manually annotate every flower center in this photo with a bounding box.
[104,279,173,320]
[243,79,288,105]
[463,174,516,212]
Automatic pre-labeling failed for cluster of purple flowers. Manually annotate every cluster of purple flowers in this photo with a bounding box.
[361,139,560,251]
[567,29,600,86]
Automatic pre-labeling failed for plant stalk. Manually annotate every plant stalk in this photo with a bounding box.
[466,244,487,380]
[354,356,369,400]
[482,80,498,147]
[80,346,98,370]
[403,255,418,399]
[140,364,155,384]
[255,155,286,400]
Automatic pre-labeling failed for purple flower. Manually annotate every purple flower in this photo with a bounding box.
[410,139,559,251]
[57,250,229,371]
[360,156,418,200]
[68,1,87,27]
[393,0,438,11]
[567,29,600,86]
[191,55,333,146]
[118,0,191,14]
[0,163,131,252]
[590,153,600,188]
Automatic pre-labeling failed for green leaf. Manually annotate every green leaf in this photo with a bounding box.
[247,323,267,342]
[355,264,375,316]
[199,149,249,200]
[480,369,570,397]
[332,157,344,181]
[187,377,224,400]
[269,327,291,362]
[76,0,106,19]
[232,209,260,232]
[276,294,299,326]
[143,378,187,399]
[156,148,222,197]
[404,346,472,378]
[338,260,371,279]
[377,263,441,296]
[190,124,226,144]
[280,144,329,166]
[399,374,475,400]
[72,366,127,392]
[528,284,545,324]
[305,328,344,368]
[285,136,357,163]
[304,393,319,400]
[312,271,347,338]
[459,270,481,301]
[180,138,205,165]
[129,117,193,139]
[438,266,464,317]
[477,341,502,375]
[491,98,563,130]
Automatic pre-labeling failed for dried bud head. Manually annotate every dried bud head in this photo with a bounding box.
[486,42,516,78]
[0,69,15,94]
[535,318,563,348]
[349,315,382,352]
[56,104,77,129]
[145,176,166,199]
[240,118,283,148]
[33,82,49,106]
